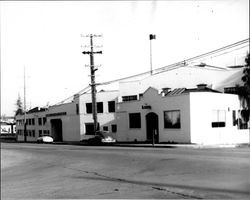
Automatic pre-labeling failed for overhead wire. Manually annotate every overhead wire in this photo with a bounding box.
[51,38,249,106]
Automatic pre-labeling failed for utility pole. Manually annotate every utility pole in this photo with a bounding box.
[149,34,156,75]
[82,34,102,135]
[24,66,27,142]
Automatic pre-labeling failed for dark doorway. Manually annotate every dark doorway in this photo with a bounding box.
[146,112,159,143]
[51,119,63,142]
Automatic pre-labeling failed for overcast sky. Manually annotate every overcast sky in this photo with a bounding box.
[1,0,249,116]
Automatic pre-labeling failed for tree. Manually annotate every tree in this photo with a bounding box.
[241,53,250,109]
[237,53,250,126]
[15,94,24,116]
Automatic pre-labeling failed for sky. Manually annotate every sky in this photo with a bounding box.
[1,0,249,116]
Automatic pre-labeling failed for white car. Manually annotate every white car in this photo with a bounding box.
[37,136,54,143]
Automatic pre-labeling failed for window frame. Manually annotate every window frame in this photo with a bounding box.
[129,113,141,129]
[108,101,116,113]
[211,110,226,128]
[163,110,181,129]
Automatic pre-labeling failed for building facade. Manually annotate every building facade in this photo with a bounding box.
[116,86,249,144]
[16,65,250,144]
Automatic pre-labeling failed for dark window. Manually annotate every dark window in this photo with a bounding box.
[86,102,103,114]
[111,124,117,133]
[76,104,79,115]
[164,110,181,129]
[43,117,46,125]
[39,130,42,137]
[97,102,103,113]
[108,101,115,112]
[129,113,141,128]
[38,118,42,126]
[211,110,226,128]
[85,123,100,135]
[32,118,35,125]
[103,126,108,131]
[122,95,137,102]
[232,110,237,126]
[32,130,35,137]
[86,103,92,114]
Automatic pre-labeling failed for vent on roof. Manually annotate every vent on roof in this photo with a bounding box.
[167,88,186,96]
[161,88,171,96]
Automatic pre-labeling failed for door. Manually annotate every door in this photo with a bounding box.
[146,112,159,143]
[51,119,63,142]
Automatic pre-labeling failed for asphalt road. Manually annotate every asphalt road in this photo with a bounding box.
[1,142,250,199]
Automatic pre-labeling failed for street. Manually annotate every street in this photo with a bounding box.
[1,142,250,199]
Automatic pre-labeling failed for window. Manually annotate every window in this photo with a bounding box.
[86,102,103,114]
[76,104,79,115]
[103,126,108,131]
[86,103,92,114]
[212,110,226,128]
[32,118,35,125]
[111,124,117,133]
[164,110,181,129]
[232,110,237,126]
[32,130,35,137]
[129,113,141,128]
[85,123,95,135]
[39,130,42,137]
[108,101,115,113]
[122,95,137,102]
[43,130,50,136]
[38,118,42,126]
[43,117,46,125]
[97,102,103,113]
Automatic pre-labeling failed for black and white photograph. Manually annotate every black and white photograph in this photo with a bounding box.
[1,0,250,199]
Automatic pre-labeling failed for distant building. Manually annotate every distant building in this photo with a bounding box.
[16,64,249,144]
[0,117,16,135]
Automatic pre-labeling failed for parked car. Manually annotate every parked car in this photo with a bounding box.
[86,131,116,145]
[37,136,54,143]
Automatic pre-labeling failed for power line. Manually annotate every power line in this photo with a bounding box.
[51,38,249,106]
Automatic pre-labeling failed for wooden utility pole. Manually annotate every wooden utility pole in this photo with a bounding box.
[82,34,102,135]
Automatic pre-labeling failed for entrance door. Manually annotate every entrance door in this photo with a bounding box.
[51,119,63,142]
[146,112,159,143]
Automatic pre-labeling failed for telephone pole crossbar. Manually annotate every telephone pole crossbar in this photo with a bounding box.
[82,34,102,135]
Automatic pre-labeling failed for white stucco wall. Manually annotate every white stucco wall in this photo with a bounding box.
[117,87,191,143]
[79,90,119,140]
[189,92,249,144]
[47,100,80,142]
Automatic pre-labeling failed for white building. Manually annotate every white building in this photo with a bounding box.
[117,86,249,144]
[16,90,119,142]
[16,64,249,144]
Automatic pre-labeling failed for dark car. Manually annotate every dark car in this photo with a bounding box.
[86,131,116,145]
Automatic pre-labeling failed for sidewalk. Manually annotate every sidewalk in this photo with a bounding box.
[114,143,240,149]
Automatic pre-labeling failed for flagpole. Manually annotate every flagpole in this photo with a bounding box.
[149,34,156,75]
